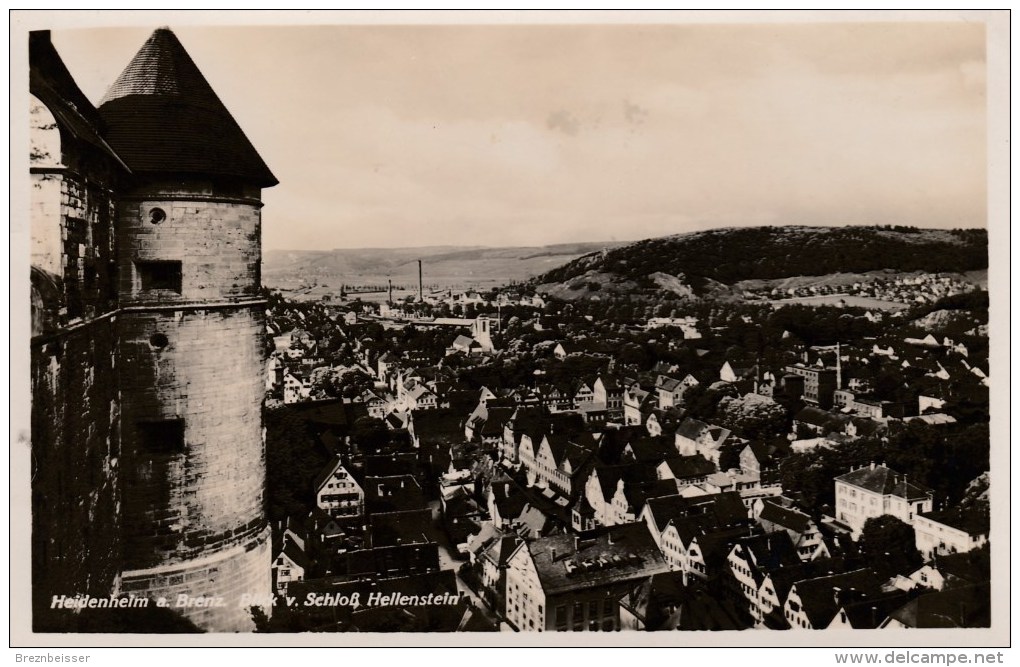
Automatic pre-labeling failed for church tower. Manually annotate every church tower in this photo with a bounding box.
[98,28,277,631]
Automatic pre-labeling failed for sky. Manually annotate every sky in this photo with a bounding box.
[45,16,988,252]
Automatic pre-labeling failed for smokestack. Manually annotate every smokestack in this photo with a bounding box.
[836,342,842,389]
[418,259,423,302]
[388,279,393,306]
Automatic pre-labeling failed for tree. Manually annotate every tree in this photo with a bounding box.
[858,515,923,576]
[716,394,789,440]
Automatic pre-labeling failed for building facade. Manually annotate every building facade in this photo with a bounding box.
[834,464,934,539]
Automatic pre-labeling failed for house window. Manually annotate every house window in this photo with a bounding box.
[136,260,182,293]
[137,419,185,455]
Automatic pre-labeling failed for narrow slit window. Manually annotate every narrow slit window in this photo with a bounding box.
[136,260,182,293]
[137,419,185,455]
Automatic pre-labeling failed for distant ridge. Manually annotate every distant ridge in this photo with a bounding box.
[263,241,629,287]
[533,225,987,299]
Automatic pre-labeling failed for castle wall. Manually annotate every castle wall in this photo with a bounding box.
[31,323,122,625]
[30,93,125,629]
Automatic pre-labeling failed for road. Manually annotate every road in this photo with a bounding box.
[428,499,500,628]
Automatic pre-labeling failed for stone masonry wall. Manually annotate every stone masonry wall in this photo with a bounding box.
[119,525,271,632]
[31,319,122,630]
[118,305,267,570]
[117,181,262,306]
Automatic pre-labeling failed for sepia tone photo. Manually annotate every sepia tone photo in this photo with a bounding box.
[11,10,1009,648]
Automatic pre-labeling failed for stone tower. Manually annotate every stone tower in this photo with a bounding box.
[97,28,277,631]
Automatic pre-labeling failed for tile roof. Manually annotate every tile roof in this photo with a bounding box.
[919,504,990,536]
[312,455,351,494]
[526,523,668,596]
[659,455,716,480]
[364,475,425,513]
[734,531,801,573]
[29,32,129,171]
[885,583,990,628]
[792,568,885,629]
[278,540,310,571]
[367,509,433,548]
[97,28,277,186]
[758,499,814,534]
[644,492,748,534]
[835,590,911,629]
[483,534,525,568]
[835,465,933,500]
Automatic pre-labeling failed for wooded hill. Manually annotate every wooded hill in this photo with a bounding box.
[535,226,987,296]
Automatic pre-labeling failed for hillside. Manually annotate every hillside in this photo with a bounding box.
[535,226,987,299]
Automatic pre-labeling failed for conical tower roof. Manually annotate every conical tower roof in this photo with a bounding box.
[98,28,277,187]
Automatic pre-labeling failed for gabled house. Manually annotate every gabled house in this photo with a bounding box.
[623,385,655,426]
[907,547,990,592]
[754,497,830,561]
[553,342,575,360]
[272,538,310,594]
[727,531,801,624]
[827,590,910,629]
[284,370,312,404]
[881,583,990,629]
[585,464,677,528]
[783,568,885,629]
[655,456,716,488]
[314,456,365,519]
[674,418,732,466]
[573,380,596,408]
[377,351,400,382]
[520,430,597,499]
[360,389,388,418]
[592,376,624,415]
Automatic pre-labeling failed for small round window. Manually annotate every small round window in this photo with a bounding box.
[149,333,169,349]
[149,207,167,225]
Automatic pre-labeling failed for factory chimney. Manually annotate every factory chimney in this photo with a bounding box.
[418,259,423,302]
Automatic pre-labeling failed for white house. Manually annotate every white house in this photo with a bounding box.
[834,463,933,539]
[913,505,990,560]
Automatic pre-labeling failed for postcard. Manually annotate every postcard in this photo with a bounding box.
[9,9,1010,652]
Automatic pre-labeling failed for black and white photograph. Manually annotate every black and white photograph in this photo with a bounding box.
[10,9,1010,654]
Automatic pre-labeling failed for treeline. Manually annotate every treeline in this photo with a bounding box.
[538,226,988,287]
